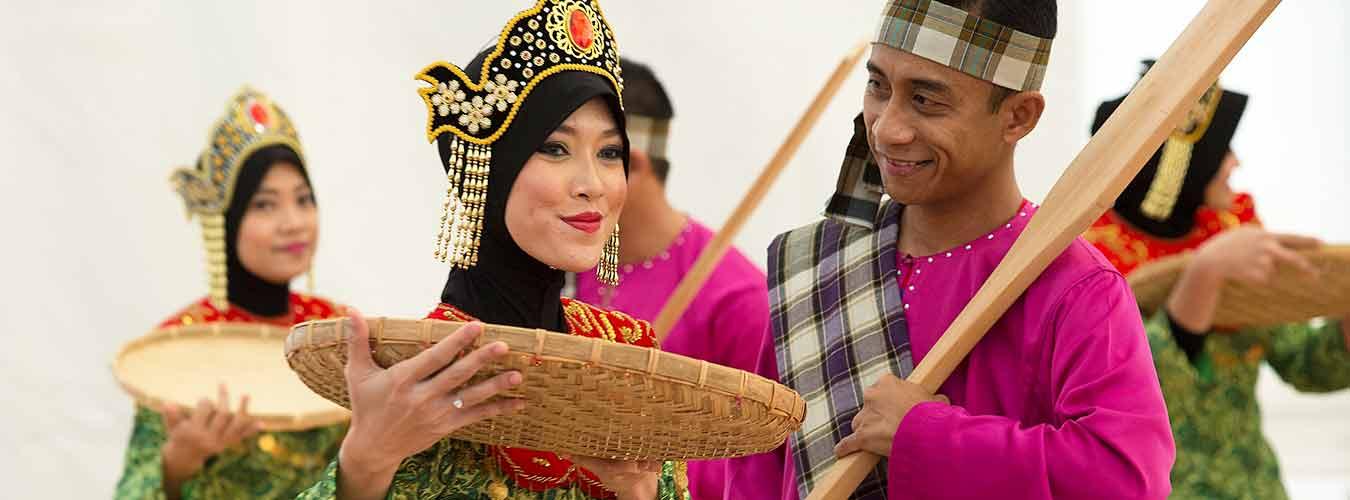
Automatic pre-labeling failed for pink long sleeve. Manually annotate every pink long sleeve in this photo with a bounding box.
[886,272,1174,499]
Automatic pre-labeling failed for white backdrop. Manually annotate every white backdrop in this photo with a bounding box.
[1,1,1346,497]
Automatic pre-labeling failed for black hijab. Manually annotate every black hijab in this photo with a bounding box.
[1092,60,1248,238]
[438,48,628,332]
[224,144,312,317]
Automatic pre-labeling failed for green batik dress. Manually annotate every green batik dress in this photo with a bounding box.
[295,438,690,500]
[1145,311,1350,499]
[114,405,347,499]
[114,294,348,499]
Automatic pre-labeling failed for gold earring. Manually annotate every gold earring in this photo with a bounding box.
[598,224,620,286]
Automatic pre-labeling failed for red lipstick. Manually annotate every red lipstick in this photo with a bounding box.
[561,211,603,233]
[280,242,309,255]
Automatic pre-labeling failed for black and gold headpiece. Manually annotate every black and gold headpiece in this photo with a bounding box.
[415,0,624,284]
[170,87,303,307]
[1093,60,1248,239]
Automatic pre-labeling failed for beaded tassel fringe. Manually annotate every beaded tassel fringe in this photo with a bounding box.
[201,214,229,309]
[1141,138,1191,220]
[436,137,490,269]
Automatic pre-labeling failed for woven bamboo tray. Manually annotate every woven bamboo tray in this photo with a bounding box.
[1129,245,1350,329]
[112,323,351,431]
[285,317,805,460]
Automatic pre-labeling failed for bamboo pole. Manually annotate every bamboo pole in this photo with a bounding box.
[650,41,869,340]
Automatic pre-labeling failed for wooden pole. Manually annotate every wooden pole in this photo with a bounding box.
[650,41,869,340]
[805,0,1281,498]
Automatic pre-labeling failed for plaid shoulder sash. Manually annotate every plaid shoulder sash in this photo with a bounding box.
[768,200,913,499]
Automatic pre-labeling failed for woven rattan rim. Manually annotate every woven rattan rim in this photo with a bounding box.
[285,317,806,460]
[112,322,351,431]
[1128,245,1350,329]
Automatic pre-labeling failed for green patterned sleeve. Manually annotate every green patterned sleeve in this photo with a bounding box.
[294,448,431,500]
[1144,309,1206,394]
[294,459,339,500]
[1264,319,1350,393]
[113,406,170,500]
[296,449,688,499]
[656,461,690,500]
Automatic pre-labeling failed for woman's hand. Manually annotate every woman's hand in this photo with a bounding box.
[1168,227,1319,332]
[1192,227,1319,286]
[336,307,526,500]
[566,455,662,500]
[159,385,260,499]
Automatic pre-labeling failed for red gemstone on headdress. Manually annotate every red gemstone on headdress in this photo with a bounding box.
[249,102,270,127]
[568,9,593,50]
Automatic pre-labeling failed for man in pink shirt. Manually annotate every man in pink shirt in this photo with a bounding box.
[572,59,784,500]
[767,1,1174,498]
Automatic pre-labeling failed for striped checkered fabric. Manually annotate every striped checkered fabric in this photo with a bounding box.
[626,115,670,163]
[769,200,913,499]
[825,114,885,228]
[874,0,1053,91]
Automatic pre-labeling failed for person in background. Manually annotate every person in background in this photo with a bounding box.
[114,87,347,500]
[1086,62,1350,500]
[570,58,782,500]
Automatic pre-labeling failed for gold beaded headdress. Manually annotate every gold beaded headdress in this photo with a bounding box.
[415,0,624,285]
[169,87,304,308]
[1139,80,1223,220]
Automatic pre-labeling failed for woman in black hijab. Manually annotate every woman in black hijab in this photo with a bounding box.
[115,88,347,499]
[297,2,687,499]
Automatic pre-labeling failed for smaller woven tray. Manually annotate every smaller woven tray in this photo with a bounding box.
[113,323,350,431]
[1129,245,1350,329]
[285,317,805,461]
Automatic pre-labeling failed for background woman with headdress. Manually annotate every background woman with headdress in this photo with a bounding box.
[1086,63,1350,500]
[114,87,348,500]
[297,2,686,499]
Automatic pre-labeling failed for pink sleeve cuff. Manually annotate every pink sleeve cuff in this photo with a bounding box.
[887,401,963,492]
